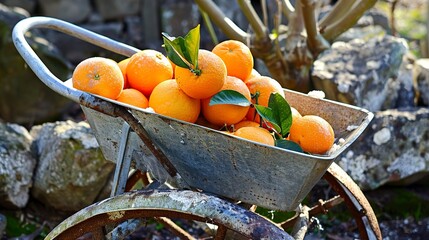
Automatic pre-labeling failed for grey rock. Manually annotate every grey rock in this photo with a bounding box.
[0,123,36,209]
[30,121,115,212]
[94,0,140,20]
[336,25,386,43]
[338,107,429,190]
[0,0,36,13]
[383,55,416,109]
[0,4,72,126]
[312,35,409,112]
[38,0,92,23]
[413,58,429,106]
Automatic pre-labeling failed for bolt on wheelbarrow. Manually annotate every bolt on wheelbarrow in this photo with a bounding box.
[13,16,381,240]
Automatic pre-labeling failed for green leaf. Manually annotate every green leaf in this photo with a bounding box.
[268,93,292,137]
[184,24,200,68]
[162,25,200,71]
[254,105,281,133]
[162,35,189,69]
[275,139,303,152]
[209,90,251,106]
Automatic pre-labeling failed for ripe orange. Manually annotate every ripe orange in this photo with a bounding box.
[175,49,226,99]
[126,50,173,97]
[233,120,260,131]
[118,58,130,89]
[202,76,251,126]
[245,76,285,122]
[244,68,261,83]
[212,40,253,81]
[234,126,274,146]
[72,57,124,99]
[168,58,176,78]
[289,115,335,154]
[291,107,302,119]
[149,79,200,123]
[116,88,149,109]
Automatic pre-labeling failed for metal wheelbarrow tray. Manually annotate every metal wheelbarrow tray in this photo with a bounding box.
[13,17,373,212]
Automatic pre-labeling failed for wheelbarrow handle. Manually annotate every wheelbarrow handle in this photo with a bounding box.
[12,16,140,103]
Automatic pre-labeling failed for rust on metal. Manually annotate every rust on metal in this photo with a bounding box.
[47,189,294,240]
[279,195,344,230]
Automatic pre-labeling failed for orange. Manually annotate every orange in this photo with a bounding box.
[234,126,274,146]
[244,68,261,83]
[233,120,260,131]
[245,76,285,122]
[149,80,200,123]
[212,40,253,81]
[175,49,226,99]
[202,76,251,126]
[291,107,302,124]
[116,88,149,109]
[72,57,124,99]
[168,58,176,78]
[118,58,130,89]
[289,115,335,154]
[126,49,173,97]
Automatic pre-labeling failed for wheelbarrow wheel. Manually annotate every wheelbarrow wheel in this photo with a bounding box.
[44,189,294,240]
[124,163,382,240]
[278,162,382,240]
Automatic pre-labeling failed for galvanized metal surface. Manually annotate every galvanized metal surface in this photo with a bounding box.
[45,189,293,240]
[80,90,372,211]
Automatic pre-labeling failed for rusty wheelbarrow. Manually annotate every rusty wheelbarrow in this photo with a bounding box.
[13,16,381,240]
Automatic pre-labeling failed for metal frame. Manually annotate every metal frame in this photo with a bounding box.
[12,16,381,239]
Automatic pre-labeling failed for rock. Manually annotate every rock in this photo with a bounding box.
[0,4,72,126]
[312,35,409,112]
[0,0,36,13]
[336,25,386,43]
[383,54,416,109]
[413,58,429,106]
[30,120,115,212]
[365,8,391,33]
[94,0,140,20]
[338,107,429,190]
[38,0,92,23]
[0,123,36,209]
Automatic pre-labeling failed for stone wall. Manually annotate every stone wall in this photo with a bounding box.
[0,0,248,64]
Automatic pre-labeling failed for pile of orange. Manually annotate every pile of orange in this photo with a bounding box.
[71,40,335,155]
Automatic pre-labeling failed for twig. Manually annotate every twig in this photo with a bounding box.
[261,0,269,28]
[301,0,329,57]
[273,0,288,72]
[194,0,247,42]
[390,0,399,37]
[321,0,377,41]
[281,0,295,21]
[199,7,219,45]
[237,0,269,40]
[288,0,304,35]
[319,0,356,31]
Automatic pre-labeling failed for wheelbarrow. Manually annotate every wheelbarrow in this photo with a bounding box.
[13,16,381,239]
